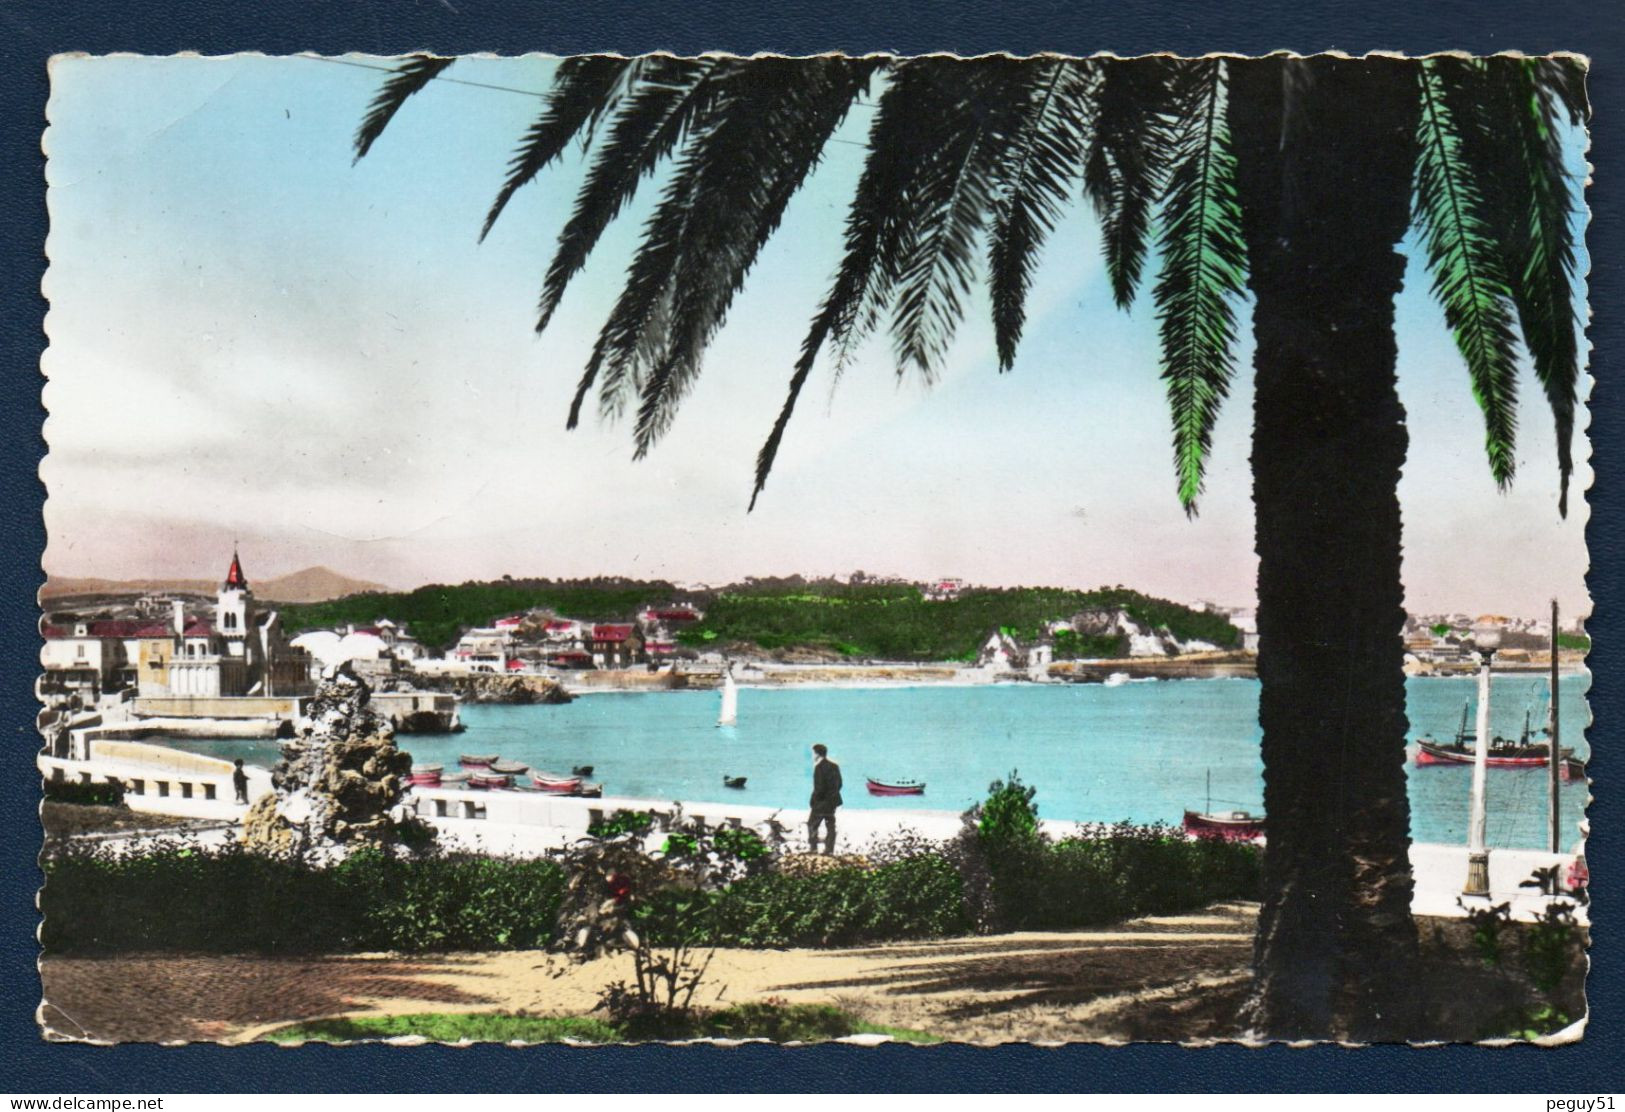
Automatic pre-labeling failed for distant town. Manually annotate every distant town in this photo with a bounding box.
[40,551,1588,723]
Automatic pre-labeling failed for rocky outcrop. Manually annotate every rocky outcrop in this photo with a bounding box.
[240,666,418,852]
[408,671,574,705]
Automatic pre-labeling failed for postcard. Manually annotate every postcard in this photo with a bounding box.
[38,51,1590,1045]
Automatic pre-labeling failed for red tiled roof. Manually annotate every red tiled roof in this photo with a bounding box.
[183,619,215,637]
[592,624,635,641]
[42,620,173,640]
[649,609,700,622]
[545,620,576,631]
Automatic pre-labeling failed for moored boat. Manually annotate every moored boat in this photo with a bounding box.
[866,778,924,796]
[1413,701,1573,768]
[1183,809,1266,841]
[1414,739,1563,768]
[531,773,583,793]
[407,764,443,786]
[1184,770,1265,841]
[723,775,747,789]
[468,773,513,789]
[459,754,500,769]
[490,759,530,775]
[571,765,594,777]
[439,771,470,786]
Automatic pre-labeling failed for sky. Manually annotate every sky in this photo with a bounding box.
[40,54,1593,619]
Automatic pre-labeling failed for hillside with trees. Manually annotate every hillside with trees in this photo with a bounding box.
[280,576,1239,660]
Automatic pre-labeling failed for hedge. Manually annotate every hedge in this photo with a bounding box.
[40,830,1258,955]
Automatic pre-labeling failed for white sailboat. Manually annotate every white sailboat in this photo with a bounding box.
[717,668,738,728]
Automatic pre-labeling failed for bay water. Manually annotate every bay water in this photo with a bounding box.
[177,674,1588,850]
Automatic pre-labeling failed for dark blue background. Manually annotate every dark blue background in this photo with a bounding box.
[2,0,1618,1092]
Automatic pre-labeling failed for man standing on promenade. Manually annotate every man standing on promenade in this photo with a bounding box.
[232,759,249,805]
[808,743,842,854]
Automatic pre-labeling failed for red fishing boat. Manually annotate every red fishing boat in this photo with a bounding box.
[468,773,513,789]
[1413,703,1574,768]
[1414,740,1556,768]
[866,778,925,797]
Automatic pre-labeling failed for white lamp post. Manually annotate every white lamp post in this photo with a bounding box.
[1464,616,1503,897]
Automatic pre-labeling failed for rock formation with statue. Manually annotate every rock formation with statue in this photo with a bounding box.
[240,663,423,854]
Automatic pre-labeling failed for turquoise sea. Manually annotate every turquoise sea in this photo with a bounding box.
[176,675,1590,850]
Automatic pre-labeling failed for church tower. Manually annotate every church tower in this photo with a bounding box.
[217,549,254,657]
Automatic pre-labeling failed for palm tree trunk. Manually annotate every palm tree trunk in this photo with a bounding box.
[1227,57,1423,1040]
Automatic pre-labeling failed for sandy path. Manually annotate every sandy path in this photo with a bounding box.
[39,902,1258,1045]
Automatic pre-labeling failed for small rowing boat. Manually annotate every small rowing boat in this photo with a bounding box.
[723,775,747,789]
[459,754,500,769]
[866,778,924,797]
[531,773,583,793]
[490,759,530,776]
[407,764,443,786]
[571,765,595,777]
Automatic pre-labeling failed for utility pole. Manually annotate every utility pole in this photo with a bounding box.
[1549,599,1562,854]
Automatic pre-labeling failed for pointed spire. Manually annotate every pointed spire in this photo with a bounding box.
[224,549,248,591]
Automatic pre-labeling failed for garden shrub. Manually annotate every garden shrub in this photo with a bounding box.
[41,777,1258,955]
[40,839,565,954]
[692,851,969,948]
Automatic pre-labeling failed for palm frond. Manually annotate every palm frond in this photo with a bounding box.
[1153,59,1247,514]
[540,57,726,344]
[888,59,1032,378]
[630,60,879,456]
[750,60,931,508]
[1413,58,1523,487]
[480,57,636,242]
[353,55,455,163]
[985,61,1096,370]
[1514,57,1585,516]
[750,56,1025,507]
[829,58,994,371]
[571,166,693,432]
[1537,54,1589,127]
[1085,58,1179,309]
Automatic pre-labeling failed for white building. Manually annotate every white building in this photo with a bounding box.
[452,627,513,672]
[159,552,313,697]
[43,552,313,698]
